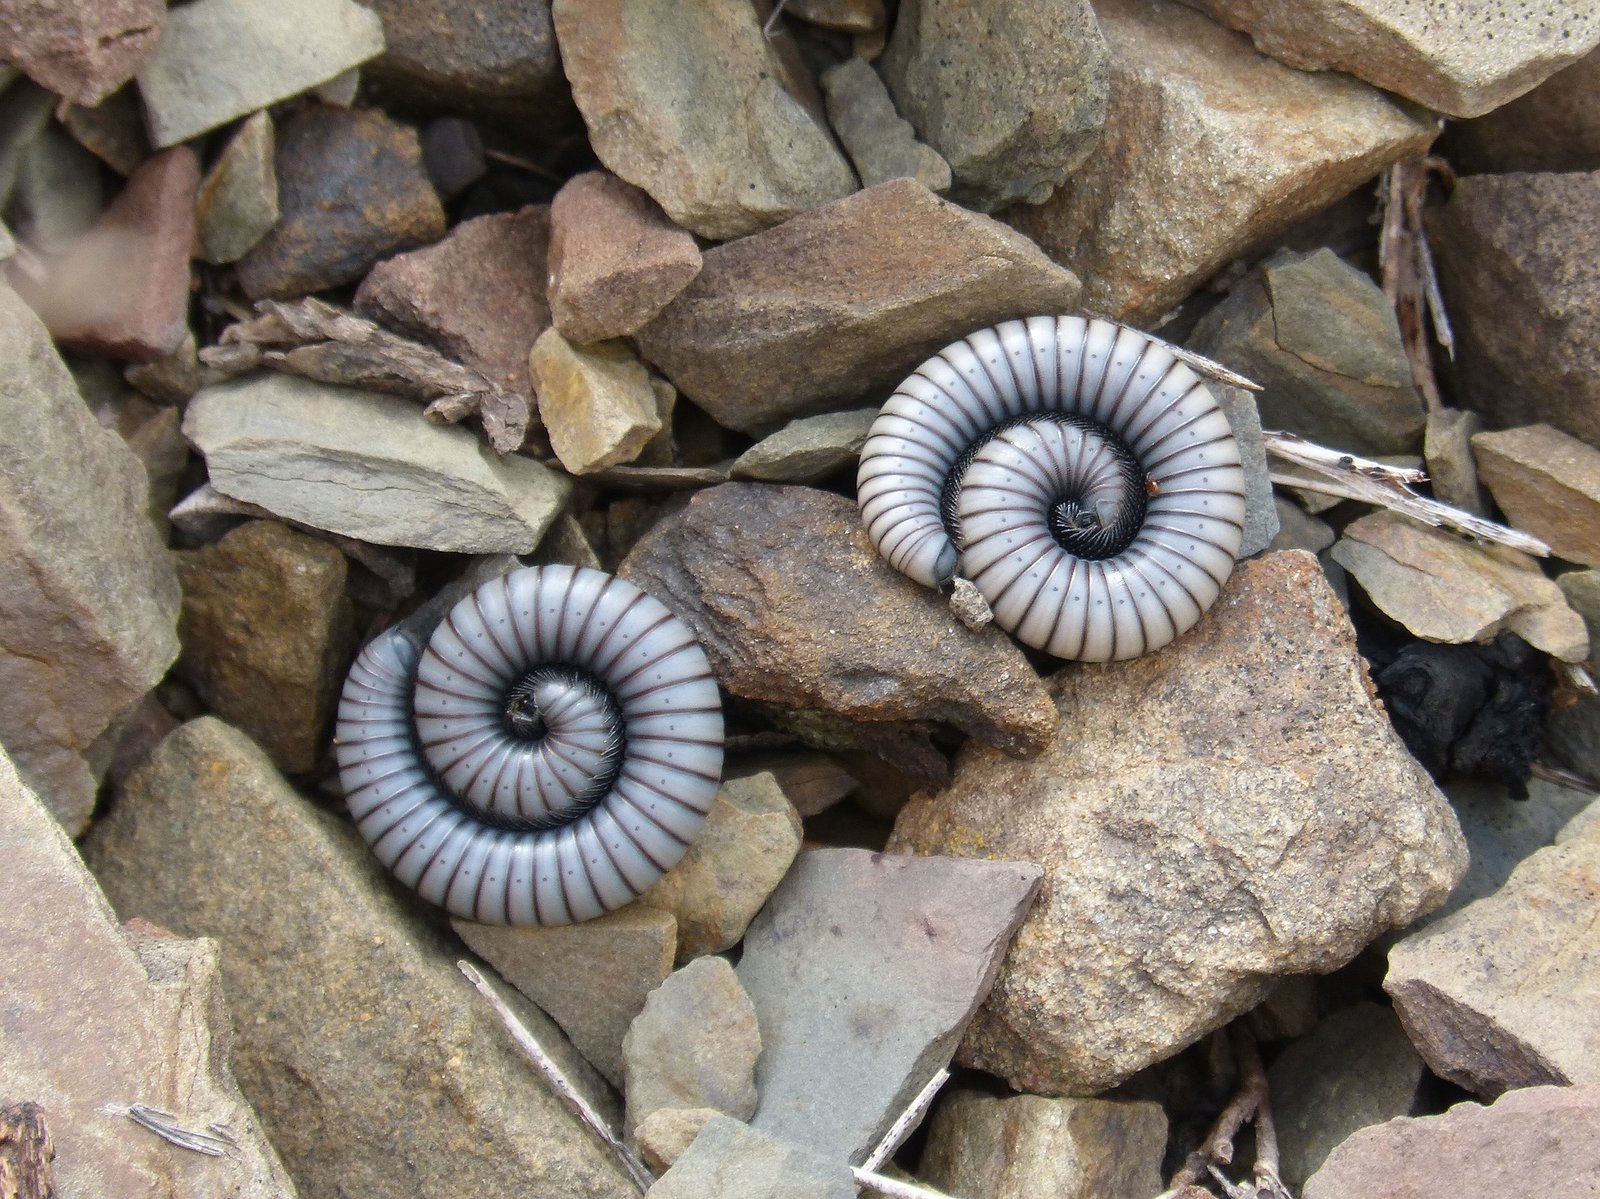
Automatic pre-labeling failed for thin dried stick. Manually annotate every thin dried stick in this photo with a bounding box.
[1229,1026,1290,1199]
[854,1166,960,1199]
[1378,154,1453,411]
[862,1068,949,1172]
[1163,1025,1293,1199]
[117,1104,238,1157]
[1167,343,1264,393]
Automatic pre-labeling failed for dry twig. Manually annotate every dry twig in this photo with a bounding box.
[1378,154,1455,412]
[117,1104,238,1157]
[0,1102,56,1199]
[1162,1025,1292,1199]
[862,1068,949,1173]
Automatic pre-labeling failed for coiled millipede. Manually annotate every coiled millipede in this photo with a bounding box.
[334,564,724,925]
[858,317,1247,661]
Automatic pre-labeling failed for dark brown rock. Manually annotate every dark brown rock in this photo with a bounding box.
[0,0,164,106]
[1444,46,1600,174]
[418,116,486,199]
[236,105,445,300]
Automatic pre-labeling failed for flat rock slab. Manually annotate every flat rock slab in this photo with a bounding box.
[0,0,163,106]
[1385,814,1600,1096]
[738,847,1042,1163]
[730,407,878,484]
[1473,423,1600,568]
[647,1114,859,1199]
[85,717,637,1199]
[552,0,856,241]
[136,0,385,146]
[0,279,179,832]
[889,552,1467,1095]
[1181,0,1600,117]
[183,372,571,553]
[619,483,1058,758]
[1303,1085,1600,1199]
[1003,0,1433,325]
[0,744,294,1199]
[636,177,1082,435]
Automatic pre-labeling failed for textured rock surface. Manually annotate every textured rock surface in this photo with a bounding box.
[1330,512,1587,661]
[183,373,570,552]
[1003,0,1434,325]
[0,0,163,106]
[633,1107,717,1174]
[730,407,878,483]
[1429,171,1600,448]
[739,848,1042,1162]
[176,520,353,775]
[1473,424,1600,568]
[531,330,664,473]
[0,280,179,832]
[820,57,951,193]
[135,0,385,146]
[361,0,563,116]
[1303,1085,1600,1199]
[1385,815,1600,1096]
[85,718,636,1199]
[889,552,1466,1095]
[1424,408,1489,515]
[1214,383,1279,557]
[727,752,857,818]
[196,109,277,265]
[919,1091,1167,1199]
[619,483,1058,757]
[1445,45,1600,173]
[552,0,856,241]
[637,178,1082,435]
[648,1115,859,1199]
[1181,0,1600,117]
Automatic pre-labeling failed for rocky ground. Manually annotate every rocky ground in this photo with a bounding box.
[2,1,1599,1197]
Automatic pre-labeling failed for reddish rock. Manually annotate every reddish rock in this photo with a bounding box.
[0,0,164,106]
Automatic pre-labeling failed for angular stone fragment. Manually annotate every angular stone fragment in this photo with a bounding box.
[1424,408,1489,515]
[1181,0,1600,117]
[1004,0,1434,325]
[1303,1085,1600,1199]
[731,407,878,483]
[548,171,702,345]
[619,483,1058,757]
[552,0,857,241]
[1269,497,1335,555]
[729,751,857,817]
[57,86,150,175]
[634,1107,717,1174]
[1385,816,1600,1096]
[1213,382,1278,556]
[176,520,354,775]
[136,0,386,147]
[531,329,664,473]
[1330,512,1588,661]
[0,745,294,1199]
[196,109,277,265]
[418,116,485,200]
[236,105,445,300]
[183,373,571,553]
[1429,171,1600,447]
[820,58,951,194]
[637,178,1082,434]
[0,280,179,832]
[1444,45,1600,173]
[889,552,1467,1095]
[125,327,199,404]
[648,1115,859,1199]
[1473,424,1600,567]
[0,0,163,106]
[85,718,636,1199]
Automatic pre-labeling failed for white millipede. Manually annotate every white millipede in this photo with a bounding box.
[857,317,1247,661]
[334,564,724,925]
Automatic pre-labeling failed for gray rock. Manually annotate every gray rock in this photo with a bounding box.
[9,123,103,254]
[196,109,278,264]
[56,86,150,175]
[1444,45,1600,173]
[1558,569,1600,650]
[919,1090,1167,1199]
[552,0,857,241]
[647,1114,859,1199]
[418,116,485,199]
[731,407,878,483]
[1385,815,1600,1096]
[637,177,1082,435]
[85,717,637,1199]
[125,327,200,404]
[1214,383,1278,556]
[136,0,386,147]
[182,372,571,553]
[739,848,1042,1162]
[1268,497,1335,555]
[1473,423,1600,568]
[820,57,951,194]
[1003,0,1433,325]
[0,279,179,832]
[889,553,1467,1096]
[1267,1003,1423,1189]
[531,330,665,474]
[623,957,761,1139]
[881,0,1107,211]
[1424,408,1489,516]
[1545,573,1600,777]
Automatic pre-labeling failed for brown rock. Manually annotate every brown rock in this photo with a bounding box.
[619,483,1058,757]
[176,520,354,774]
[785,0,885,32]
[1424,408,1489,515]
[636,178,1082,435]
[548,171,702,344]
[236,105,445,300]
[1444,46,1600,173]
[633,1107,717,1174]
[530,329,664,473]
[31,145,196,362]
[1002,0,1435,325]
[889,552,1467,1095]
[196,109,278,265]
[0,0,163,106]
[727,751,857,818]
[1473,424,1600,567]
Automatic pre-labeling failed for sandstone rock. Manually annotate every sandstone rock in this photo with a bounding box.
[547,171,702,345]
[1180,0,1600,117]
[820,57,951,194]
[1268,497,1335,555]
[56,86,149,176]
[919,1090,1167,1199]
[1330,511,1588,661]
[619,483,1058,757]
[552,0,856,241]
[196,109,277,265]
[739,848,1042,1162]
[0,0,163,106]
[634,1107,718,1174]
[1444,45,1600,173]
[1385,815,1600,1096]
[530,330,664,473]
[175,520,353,775]
[236,105,444,300]
[727,751,858,817]
[636,178,1082,435]
[125,327,199,404]
[730,407,878,483]
[889,552,1467,1095]
[1303,1085,1600,1199]
[136,0,385,146]
[0,280,179,831]
[1003,0,1434,325]
[648,1115,859,1199]
[0,745,294,1199]
[85,717,637,1199]
[1424,408,1489,515]
[1429,171,1600,447]
[183,373,571,553]
[1473,424,1600,567]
